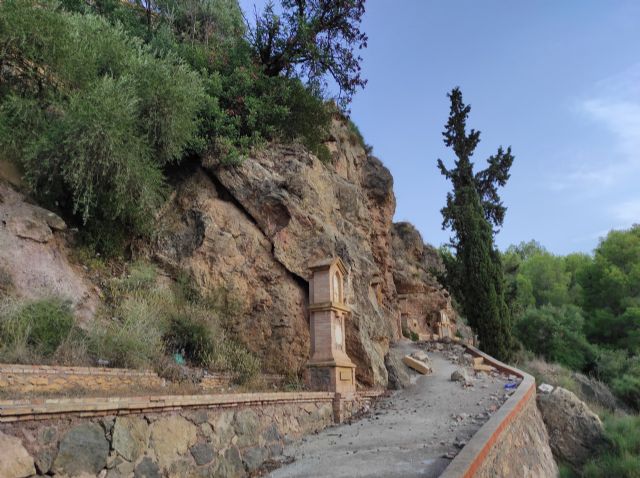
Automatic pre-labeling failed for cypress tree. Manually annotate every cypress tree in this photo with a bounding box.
[437,88,514,360]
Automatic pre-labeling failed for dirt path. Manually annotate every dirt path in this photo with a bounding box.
[269,342,512,478]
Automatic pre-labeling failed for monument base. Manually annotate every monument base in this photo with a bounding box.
[307,363,356,394]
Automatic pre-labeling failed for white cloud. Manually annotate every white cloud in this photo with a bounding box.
[547,63,640,194]
[557,65,640,191]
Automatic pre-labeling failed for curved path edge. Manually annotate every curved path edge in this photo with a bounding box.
[441,344,554,477]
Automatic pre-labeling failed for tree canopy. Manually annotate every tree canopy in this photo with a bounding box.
[248,0,368,109]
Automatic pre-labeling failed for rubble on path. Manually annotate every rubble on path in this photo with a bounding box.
[403,355,432,375]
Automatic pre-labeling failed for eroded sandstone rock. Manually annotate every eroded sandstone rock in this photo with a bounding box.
[384,347,411,390]
[0,431,35,478]
[572,372,631,413]
[156,168,310,375]
[202,133,399,386]
[537,386,607,468]
[391,222,469,341]
[0,181,97,322]
[158,117,399,386]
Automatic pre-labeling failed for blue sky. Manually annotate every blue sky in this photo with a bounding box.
[239,1,640,254]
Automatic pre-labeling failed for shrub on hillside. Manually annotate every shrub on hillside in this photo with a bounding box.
[108,261,159,297]
[0,298,74,358]
[0,297,74,361]
[164,310,216,367]
[582,414,640,478]
[0,0,204,251]
[88,297,166,369]
[210,339,260,385]
[594,348,640,410]
[515,304,594,370]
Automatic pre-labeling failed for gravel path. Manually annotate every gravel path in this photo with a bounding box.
[269,342,513,478]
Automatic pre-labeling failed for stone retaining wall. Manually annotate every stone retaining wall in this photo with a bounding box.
[0,364,163,394]
[0,364,286,395]
[0,391,381,477]
[441,345,558,478]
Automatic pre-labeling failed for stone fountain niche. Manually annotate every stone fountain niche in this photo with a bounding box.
[307,258,356,394]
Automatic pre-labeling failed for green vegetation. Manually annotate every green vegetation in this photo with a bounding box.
[581,414,640,478]
[506,226,640,410]
[0,262,259,384]
[0,298,74,361]
[516,305,593,371]
[249,0,367,109]
[164,310,215,367]
[402,325,419,342]
[0,0,367,254]
[0,0,203,246]
[437,87,515,361]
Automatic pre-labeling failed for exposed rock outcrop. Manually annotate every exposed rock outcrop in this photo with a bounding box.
[537,386,607,468]
[0,181,97,321]
[391,222,466,340]
[193,117,399,386]
[156,168,310,375]
[2,117,459,388]
[572,372,631,413]
[384,347,411,390]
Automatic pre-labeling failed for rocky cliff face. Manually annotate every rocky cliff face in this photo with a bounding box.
[391,222,465,339]
[0,181,97,322]
[158,117,399,385]
[1,116,457,388]
[155,168,310,375]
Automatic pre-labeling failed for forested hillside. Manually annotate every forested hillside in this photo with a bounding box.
[505,226,640,409]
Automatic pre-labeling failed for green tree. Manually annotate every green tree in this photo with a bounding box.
[579,226,640,352]
[515,305,593,370]
[248,0,368,109]
[437,88,515,360]
[519,252,570,307]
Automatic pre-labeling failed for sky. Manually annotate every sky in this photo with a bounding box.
[239,1,640,254]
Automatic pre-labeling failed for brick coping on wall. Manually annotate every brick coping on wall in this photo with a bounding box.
[0,363,286,382]
[0,363,159,377]
[0,390,387,423]
[440,344,536,478]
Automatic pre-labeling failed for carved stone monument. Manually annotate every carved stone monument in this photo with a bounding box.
[307,258,356,394]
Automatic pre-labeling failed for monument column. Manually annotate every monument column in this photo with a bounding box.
[306,258,357,394]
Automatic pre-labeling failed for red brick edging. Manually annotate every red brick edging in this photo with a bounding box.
[440,344,537,478]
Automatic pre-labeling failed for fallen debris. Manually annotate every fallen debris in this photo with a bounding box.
[410,350,430,363]
[538,383,554,394]
[473,363,494,373]
[451,368,470,383]
[403,355,432,375]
